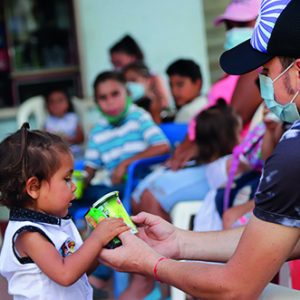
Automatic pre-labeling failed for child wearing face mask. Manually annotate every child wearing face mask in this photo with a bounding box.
[80,71,170,207]
[123,61,162,123]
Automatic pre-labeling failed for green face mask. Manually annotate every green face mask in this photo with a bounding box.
[98,96,132,125]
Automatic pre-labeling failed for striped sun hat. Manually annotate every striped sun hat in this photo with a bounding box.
[220,0,300,75]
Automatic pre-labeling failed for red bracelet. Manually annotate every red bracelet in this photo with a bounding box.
[153,257,169,282]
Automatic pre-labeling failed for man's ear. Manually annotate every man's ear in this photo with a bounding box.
[294,59,300,90]
[25,177,41,199]
[295,59,300,75]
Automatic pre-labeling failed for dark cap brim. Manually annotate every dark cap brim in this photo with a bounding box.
[219,39,274,75]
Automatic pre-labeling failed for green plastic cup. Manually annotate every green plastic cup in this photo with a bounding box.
[85,207,122,249]
[72,170,87,199]
[92,191,138,234]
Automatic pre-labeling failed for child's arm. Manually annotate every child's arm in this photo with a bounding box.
[15,218,128,286]
[64,124,84,145]
[111,143,170,184]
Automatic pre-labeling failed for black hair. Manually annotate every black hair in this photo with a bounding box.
[44,89,74,112]
[93,71,126,102]
[166,59,202,82]
[279,56,296,70]
[123,61,151,78]
[195,99,240,163]
[109,34,144,61]
[0,123,71,209]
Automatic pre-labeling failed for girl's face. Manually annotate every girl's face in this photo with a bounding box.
[95,79,127,116]
[34,152,76,218]
[111,51,137,70]
[47,91,69,117]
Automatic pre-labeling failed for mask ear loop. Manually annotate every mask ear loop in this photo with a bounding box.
[273,61,295,83]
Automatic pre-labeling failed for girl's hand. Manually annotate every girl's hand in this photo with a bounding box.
[91,218,129,248]
[99,231,160,275]
[132,212,181,259]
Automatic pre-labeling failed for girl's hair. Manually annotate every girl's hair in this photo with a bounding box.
[93,71,126,102]
[195,99,240,163]
[109,34,144,61]
[0,123,71,209]
[44,89,74,112]
[123,61,151,79]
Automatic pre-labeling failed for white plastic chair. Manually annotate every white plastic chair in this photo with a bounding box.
[16,95,90,139]
[170,201,203,300]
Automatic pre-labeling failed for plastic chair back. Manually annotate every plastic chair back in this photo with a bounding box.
[16,95,89,139]
[159,122,188,149]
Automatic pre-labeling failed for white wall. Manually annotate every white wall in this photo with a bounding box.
[74,0,210,102]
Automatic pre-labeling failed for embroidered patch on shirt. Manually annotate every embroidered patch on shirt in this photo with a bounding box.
[60,239,76,257]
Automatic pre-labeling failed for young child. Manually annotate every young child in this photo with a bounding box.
[122,99,241,300]
[165,59,208,123]
[109,34,169,109]
[123,61,162,123]
[82,71,169,205]
[0,123,128,299]
[44,89,84,157]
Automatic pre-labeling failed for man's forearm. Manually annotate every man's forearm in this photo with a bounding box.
[177,227,244,262]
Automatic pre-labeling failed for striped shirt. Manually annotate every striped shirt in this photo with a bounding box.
[84,104,168,173]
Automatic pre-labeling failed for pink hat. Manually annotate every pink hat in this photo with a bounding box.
[214,0,261,26]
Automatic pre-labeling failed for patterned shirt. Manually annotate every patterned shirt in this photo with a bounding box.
[84,104,168,173]
[254,120,300,227]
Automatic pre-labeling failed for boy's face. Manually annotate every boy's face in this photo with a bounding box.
[95,79,127,116]
[169,75,201,108]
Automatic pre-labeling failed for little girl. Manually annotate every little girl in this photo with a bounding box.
[44,89,84,157]
[0,123,128,299]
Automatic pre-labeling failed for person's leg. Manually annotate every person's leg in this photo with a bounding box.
[124,166,210,300]
[119,274,155,300]
[139,189,171,221]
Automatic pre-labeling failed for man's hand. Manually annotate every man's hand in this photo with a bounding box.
[132,212,181,259]
[99,231,160,276]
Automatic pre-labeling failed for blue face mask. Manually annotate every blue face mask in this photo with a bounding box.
[259,62,300,123]
[224,27,253,51]
[126,82,145,101]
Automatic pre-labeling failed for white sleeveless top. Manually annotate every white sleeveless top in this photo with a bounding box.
[0,208,93,300]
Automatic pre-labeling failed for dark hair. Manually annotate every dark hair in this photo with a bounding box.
[44,89,74,112]
[0,123,71,209]
[166,59,202,82]
[123,61,151,78]
[109,34,144,61]
[195,99,240,163]
[279,56,295,70]
[93,71,126,102]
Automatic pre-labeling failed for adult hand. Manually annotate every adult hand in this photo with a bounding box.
[166,138,198,171]
[132,212,181,259]
[99,231,160,275]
